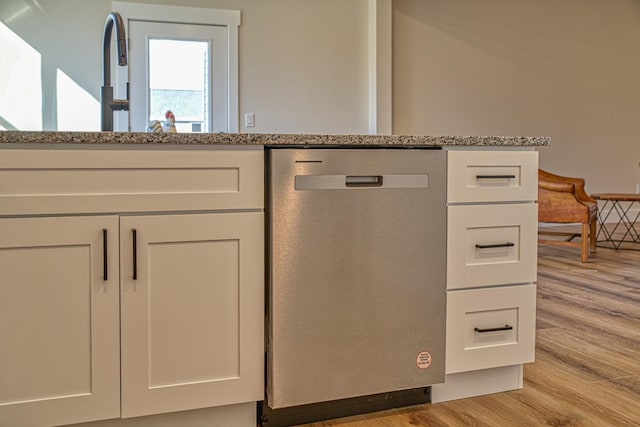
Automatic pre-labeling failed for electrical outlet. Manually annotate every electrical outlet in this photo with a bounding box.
[245,113,255,128]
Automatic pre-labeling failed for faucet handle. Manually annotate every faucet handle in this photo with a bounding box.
[111,99,130,111]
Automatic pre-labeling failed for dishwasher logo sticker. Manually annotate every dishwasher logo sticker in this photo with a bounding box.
[416,351,433,369]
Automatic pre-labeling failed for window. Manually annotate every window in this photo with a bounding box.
[148,39,209,133]
[114,2,239,132]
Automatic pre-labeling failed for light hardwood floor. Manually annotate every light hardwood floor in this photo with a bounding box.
[302,242,640,426]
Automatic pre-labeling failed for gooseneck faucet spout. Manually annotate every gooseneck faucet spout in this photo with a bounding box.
[101,12,129,131]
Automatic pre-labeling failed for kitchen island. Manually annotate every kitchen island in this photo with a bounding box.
[0,131,548,427]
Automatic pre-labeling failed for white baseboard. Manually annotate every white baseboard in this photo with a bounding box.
[431,365,522,403]
[69,403,256,427]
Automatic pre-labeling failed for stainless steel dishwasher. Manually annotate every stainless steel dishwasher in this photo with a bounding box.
[267,148,446,413]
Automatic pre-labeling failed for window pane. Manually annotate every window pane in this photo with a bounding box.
[0,21,42,130]
[148,39,208,133]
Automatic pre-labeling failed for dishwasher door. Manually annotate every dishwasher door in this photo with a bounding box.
[267,148,446,409]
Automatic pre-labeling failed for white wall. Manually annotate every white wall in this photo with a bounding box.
[3,0,639,191]
[0,0,111,130]
[393,0,640,193]
[0,0,370,134]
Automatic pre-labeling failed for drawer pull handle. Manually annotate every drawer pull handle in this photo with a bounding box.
[476,174,516,179]
[475,325,513,333]
[132,229,138,280]
[475,242,515,249]
[102,229,108,281]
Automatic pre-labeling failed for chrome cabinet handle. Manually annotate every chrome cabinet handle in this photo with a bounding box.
[475,242,515,249]
[103,229,108,281]
[132,229,137,280]
[474,325,513,333]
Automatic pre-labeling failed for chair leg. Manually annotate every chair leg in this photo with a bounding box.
[581,223,589,263]
[589,219,597,253]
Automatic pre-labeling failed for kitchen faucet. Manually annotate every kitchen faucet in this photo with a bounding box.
[101,12,129,131]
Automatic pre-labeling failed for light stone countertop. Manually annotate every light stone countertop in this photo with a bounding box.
[0,131,550,147]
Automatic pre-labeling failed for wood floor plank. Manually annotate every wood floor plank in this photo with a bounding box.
[535,297,640,347]
[524,361,639,426]
[537,281,640,322]
[535,335,634,382]
[296,242,640,427]
[536,327,640,377]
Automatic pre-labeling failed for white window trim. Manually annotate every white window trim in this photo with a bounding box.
[113,1,240,132]
[368,0,392,135]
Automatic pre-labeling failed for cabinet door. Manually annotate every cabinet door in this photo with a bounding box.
[0,216,120,427]
[120,212,264,418]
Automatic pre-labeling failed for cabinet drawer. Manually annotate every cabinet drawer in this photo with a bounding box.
[0,147,264,215]
[447,150,538,203]
[447,203,537,289]
[445,284,536,374]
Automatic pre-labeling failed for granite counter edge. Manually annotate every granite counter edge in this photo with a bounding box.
[0,131,551,146]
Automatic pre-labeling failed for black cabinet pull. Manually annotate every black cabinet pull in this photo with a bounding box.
[474,325,513,333]
[132,229,137,280]
[475,242,515,249]
[476,175,516,179]
[102,229,108,281]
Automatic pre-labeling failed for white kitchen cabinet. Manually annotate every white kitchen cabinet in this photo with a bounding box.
[120,212,264,418]
[447,203,538,289]
[432,148,538,403]
[445,283,536,374]
[0,216,120,427]
[447,150,538,203]
[0,147,264,427]
[0,148,263,216]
